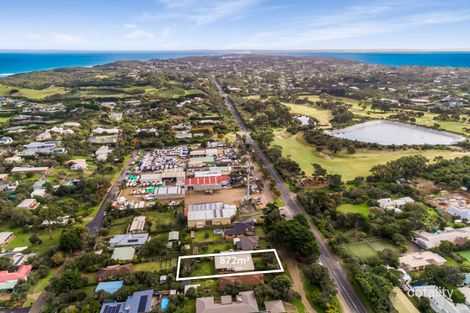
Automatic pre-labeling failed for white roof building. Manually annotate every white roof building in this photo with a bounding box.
[413,285,470,313]
[377,197,415,213]
[187,202,237,227]
[0,232,13,246]
[413,227,470,250]
[399,251,446,271]
[128,216,146,234]
[16,199,40,211]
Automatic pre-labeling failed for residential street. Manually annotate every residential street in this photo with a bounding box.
[213,76,369,313]
[86,151,138,234]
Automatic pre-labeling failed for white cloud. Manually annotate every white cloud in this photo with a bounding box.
[25,32,43,39]
[125,29,155,39]
[230,2,470,49]
[141,0,261,25]
[124,23,138,29]
[51,33,82,44]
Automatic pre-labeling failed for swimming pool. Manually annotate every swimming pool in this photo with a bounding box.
[161,297,170,311]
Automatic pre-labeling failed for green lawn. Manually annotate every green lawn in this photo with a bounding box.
[133,259,177,272]
[0,225,61,253]
[0,84,68,100]
[192,260,215,277]
[205,243,233,254]
[337,203,370,216]
[190,230,224,243]
[273,130,470,180]
[457,250,470,262]
[343,239,400,260]
[145,211,177,231]
[109,224,128,236]
[284,102,333,128]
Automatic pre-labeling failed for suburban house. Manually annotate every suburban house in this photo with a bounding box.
[377,197,415,213]
[235,236,259,251]
[128,216,146,234]
[23,141,66,155]
[99,289,155,313]
[93,127,120,135]
[36,131,52,142]
[0,265,33,292]
[109,233,149,249]
[11,166,49,174]
[224,222,256,239]
[66,159,88,171]
[0,137,13,145]
[413,227,470,249]
[0,232,13,246]
[214,254,255,273]
[95,145,113,161]
[186,202,237,228]
[414,285,470,313]
[265,300,298,313]
[196,291,259,313]
[185,175,229,191]
[96,264,133,282]
[16,198,40,211]
[399,251,447,271]
[109,112,123,121]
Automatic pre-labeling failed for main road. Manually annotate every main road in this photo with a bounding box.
[213,76,368,313]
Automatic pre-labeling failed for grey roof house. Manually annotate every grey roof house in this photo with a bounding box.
[99,289,154,313]
[109,233,149,249]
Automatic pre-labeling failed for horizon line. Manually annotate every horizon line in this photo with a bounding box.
[1,48,470,53]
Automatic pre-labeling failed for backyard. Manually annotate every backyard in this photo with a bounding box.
[343,239,401,260]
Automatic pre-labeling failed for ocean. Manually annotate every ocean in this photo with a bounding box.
[0,51,469,75]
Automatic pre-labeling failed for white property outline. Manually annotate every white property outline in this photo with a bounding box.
[176,249,284,281]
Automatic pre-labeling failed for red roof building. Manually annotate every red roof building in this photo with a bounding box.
[185,175,228,191]
[0,265,32,283]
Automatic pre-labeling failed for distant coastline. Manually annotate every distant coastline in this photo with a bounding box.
[0,50,469,75]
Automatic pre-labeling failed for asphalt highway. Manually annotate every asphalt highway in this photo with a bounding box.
[213,76,369,313]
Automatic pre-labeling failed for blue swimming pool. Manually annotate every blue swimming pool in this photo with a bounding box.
[161,298,170,311]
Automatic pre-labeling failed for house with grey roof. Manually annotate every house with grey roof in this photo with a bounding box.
[196,291,259,313]
[109,233,149,249]
[99,289,154,313]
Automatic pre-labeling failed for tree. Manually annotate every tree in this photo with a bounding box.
[268,275,292,300]
[59,225,87,253]
[312,163,327,178]
[51,252,65,266]
[51,269,87,294]
[140,237,168,257]
[270,217,319,261]
[39,205,64,239]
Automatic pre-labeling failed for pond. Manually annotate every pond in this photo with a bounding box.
[295,115,315,126]
[327,120,465,145]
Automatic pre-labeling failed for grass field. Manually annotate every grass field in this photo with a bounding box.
[299,94,469,135]
[283,102,333,128]
[0,225,61,253]
[457,250,470,261]
[133,259,177,272]
[191,230,223,243]
[343,239,400,260]
[337,203,370,216]
[273,130,470,180]
[0,84,68,100]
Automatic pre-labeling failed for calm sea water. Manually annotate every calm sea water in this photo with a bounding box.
[0,51,469,75]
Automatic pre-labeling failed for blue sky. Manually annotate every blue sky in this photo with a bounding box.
[1,0,470,50]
